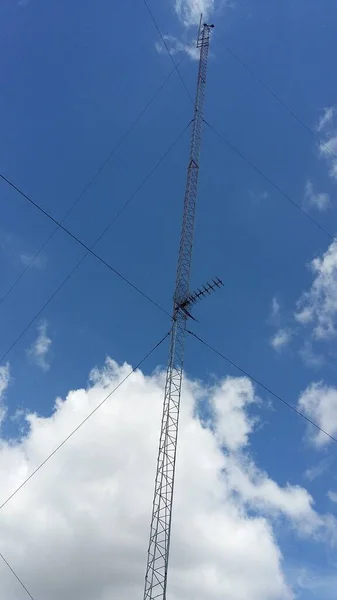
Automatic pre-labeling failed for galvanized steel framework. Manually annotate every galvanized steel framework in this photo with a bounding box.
[143,22,213,600]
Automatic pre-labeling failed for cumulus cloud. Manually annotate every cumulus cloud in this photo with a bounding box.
[299,341,325,369]
[1,358,334,599]
[295,567,337,600]
[223,457,323,536]
[317,107,336,133]
[328,491,337,503]
[174,0,215,27]
[298,382,337,446]
[316,106,337,181]
[0,363,10,425]
[157,0,223,64]
[155,35,199,60]
[268,299,293,352]
[26,320,52,371]
[268,296,281,327]
[304,180,330,212]
[0,364,10,398]
[271,297,281,320]
[270,329,292,351]
[304,458,330,482]
[295,241,337,339]
[211,376,258,451]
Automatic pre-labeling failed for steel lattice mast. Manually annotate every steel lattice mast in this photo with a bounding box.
[143,22,213,600]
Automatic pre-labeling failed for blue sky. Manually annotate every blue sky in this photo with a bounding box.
[1,0,337,598]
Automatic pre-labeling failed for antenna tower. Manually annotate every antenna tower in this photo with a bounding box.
[143,21,214,600]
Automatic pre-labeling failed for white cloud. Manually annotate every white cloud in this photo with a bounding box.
[268,298,292,349]
[0,363,10,425]
[320,137,337,181]
[328,491,337,503]
[317,107,336,133]
[316,106,337,181]
[298,382,337,446]
[295,241,337,339]
[174,0,215,27]
[211,377,258,451]
[1,359,335,599]
[26,321,52,371]
[0,364,10,399]
[304,180,330,211]
[295,567,337,600]
[155,35,199,60]
[304,459,329,481]
[272,296,280,316]
[223,456,323,536]
[299,341,325,369]
[270,296,281,322]
[270,329,292,351]
[159,0,223,63]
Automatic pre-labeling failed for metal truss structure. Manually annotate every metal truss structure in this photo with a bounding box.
[143,21,214,600]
